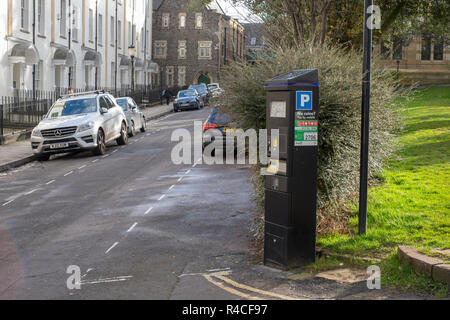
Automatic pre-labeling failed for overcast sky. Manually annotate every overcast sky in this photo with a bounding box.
[211,0,262,23]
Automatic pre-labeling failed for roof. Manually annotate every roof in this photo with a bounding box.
[153,0,164,11]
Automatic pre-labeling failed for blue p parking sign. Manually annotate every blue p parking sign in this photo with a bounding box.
[296,91,313,111]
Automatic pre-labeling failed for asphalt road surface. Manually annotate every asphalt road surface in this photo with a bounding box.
[0,108,256,300]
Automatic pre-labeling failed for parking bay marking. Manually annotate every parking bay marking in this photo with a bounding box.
[105,242,119,254]
[81,275,133,286]
[2,200,14,206]
[25,189,39,195]
[127,223,138,233]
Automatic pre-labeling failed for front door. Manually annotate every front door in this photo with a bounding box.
[198,74,211,85]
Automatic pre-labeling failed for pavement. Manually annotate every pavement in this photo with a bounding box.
[0,106,443,300]
[0,102,174,173]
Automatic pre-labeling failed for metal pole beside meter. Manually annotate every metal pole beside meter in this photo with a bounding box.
[264,69,320,269]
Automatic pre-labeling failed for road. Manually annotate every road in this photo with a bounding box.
[0,108,256,300]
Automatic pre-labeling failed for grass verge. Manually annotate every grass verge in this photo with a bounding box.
[316,86,450,296]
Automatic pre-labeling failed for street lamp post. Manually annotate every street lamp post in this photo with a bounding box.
[358,0,374,235]
[129,45,136,93]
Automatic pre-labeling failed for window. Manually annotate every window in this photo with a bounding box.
[128,22,132,46]
[89,9,94,42]
[154,41,167,58]
[392,37,402,60]
[434,41,444,61]
[35,61,43,90]
[166,66,174,86]
[179,13,186,29]
[110,16,115,46]
[111,62,116,87]
[72,6,79,41]
[37,0,45,35]
[178,41,186,59]
[195,13,203,29]
[198,41,212,59]
[178,67,186,87]
[60,0,66,37]
[162,13,170,28]
[250,37,256,46]
[380,41,390,59]
[421,36,431,61]
[118,20,122,48]
[98,14,103,44]
[21,0,29,30]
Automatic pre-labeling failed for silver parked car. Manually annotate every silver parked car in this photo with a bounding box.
[31,91,128,161]
[115,97,147,137]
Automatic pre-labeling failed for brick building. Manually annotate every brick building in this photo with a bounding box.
[376,37,449,85]
[152,0,245,88]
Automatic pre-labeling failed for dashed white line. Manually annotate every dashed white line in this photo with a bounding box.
[46,180,56,185]
[105,242,119,254]
[158,194,166,201]
[64,171,73,177]
[78,165,87,170]
[168,185,175,191]
[25,189,39,195]
[102,154,110,158]
[127,222,138,233]
[2,200,14,206]
[112,150,118,154]
[144,207,154,215]
[185,169,191,175]
[178,177,183,183]
[92,159,99,163]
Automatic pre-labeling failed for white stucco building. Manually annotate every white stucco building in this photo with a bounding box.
[0,0,156,97]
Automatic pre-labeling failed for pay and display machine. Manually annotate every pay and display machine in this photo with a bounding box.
[264,69,320,269]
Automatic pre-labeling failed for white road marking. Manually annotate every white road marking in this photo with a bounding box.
[2,200,14,206]
[168,185,175,191]
[127,222,138,233]
[81,276,133,286]
[25,189,39,195]
[145,207,153,215]
[158,194,166,201]
[102,154,110,158]
[185,169,191,175]
[82,268,94,279]
[92,159,99,163]
[112,150,118,154]
[78,165,87,170]
[178,177,183,183]
[46,180,56,185]
[105,242,119,254]
[64,171,73,177]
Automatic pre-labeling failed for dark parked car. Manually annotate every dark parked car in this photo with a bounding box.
[189,84,210,105]
[173,89,204,112]
[202,108,239,155]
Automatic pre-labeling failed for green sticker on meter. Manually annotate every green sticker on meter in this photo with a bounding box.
[295,120,318,147]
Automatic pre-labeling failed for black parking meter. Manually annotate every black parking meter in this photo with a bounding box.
[264,69,319,269]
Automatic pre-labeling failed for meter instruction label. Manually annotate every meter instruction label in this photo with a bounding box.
[296,91,313,111]
[295,111,318,147]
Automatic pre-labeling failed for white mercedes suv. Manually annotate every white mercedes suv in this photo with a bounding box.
[31,91,128,161]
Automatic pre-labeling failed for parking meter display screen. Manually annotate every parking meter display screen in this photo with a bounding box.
[270,101,287,118]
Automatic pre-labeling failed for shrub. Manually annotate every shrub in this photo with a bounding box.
[213,43,407,235]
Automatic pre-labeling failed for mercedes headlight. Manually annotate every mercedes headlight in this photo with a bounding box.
[78,122,95,133]
[31,128,42,138]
